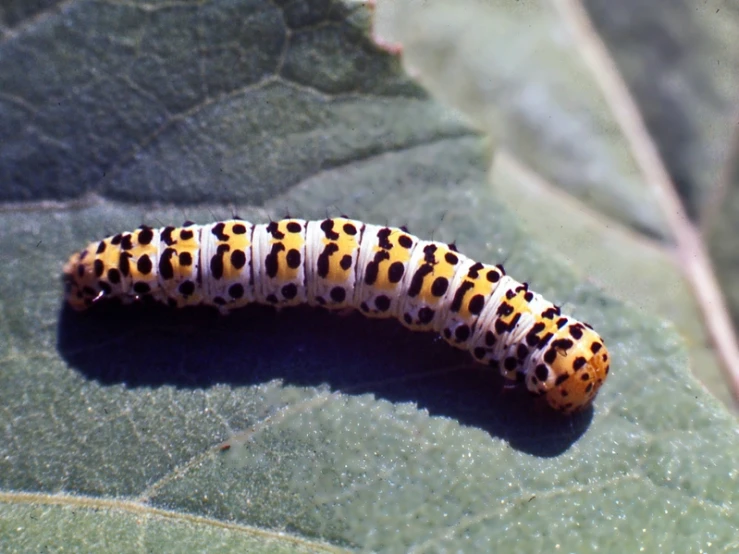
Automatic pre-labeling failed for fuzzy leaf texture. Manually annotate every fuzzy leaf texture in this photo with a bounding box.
[1,0,738,552]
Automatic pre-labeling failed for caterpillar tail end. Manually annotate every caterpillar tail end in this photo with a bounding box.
[62,245,98,311]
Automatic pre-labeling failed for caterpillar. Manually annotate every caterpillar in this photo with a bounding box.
[62,217,610,413]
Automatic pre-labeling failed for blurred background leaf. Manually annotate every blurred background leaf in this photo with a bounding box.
[374,0,739,409]
[1,0,738,552]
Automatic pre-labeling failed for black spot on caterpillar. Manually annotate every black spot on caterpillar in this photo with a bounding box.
[63,218,610,413]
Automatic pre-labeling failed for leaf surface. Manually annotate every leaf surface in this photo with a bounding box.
[1,1,738,552]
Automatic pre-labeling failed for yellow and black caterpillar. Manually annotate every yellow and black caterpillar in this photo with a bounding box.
[63,217,610,413]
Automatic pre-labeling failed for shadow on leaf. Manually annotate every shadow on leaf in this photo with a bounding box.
[57,301,592,456]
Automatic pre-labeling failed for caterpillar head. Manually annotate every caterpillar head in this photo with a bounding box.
[527,323,610,414]
[62,243,101,311]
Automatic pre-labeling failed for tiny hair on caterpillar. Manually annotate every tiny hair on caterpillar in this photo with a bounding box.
[62,217,610,413]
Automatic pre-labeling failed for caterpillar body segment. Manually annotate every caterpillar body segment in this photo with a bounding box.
[304,218,363,310]
[200,220,255,311]
[63,217,610,413]
[354,224,417,319]
[252,219,308,307]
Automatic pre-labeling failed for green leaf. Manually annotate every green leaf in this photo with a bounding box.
[1,0,738,552]
[0,496,339,553]
[374,0,739,408]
